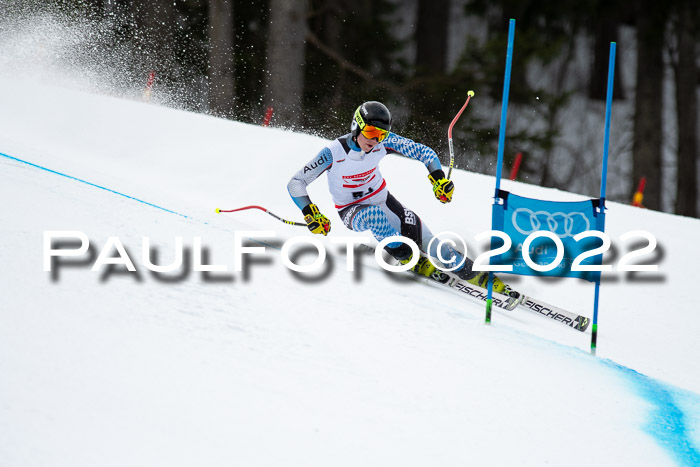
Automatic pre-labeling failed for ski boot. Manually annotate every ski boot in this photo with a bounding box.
[455,261,526,310]
[400,255,435,276]
[502,283,527,308]
[400,255,451,283]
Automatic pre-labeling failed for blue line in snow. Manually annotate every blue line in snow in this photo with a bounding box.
[600,358,700,466]
[1,151,191,219]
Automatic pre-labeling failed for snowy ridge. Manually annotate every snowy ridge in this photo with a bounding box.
[1,76,700,466]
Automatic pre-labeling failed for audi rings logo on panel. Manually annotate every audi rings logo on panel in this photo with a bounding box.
[511,208,591,238]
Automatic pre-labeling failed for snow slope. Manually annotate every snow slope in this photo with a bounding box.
[2,75,700,466]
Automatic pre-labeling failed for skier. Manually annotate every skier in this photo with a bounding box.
[287,100,520,298]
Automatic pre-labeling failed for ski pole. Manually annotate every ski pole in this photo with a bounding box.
[447,90,475,179]
[215,205,306,226]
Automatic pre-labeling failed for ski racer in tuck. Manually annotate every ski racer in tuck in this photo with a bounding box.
[287,100,521,299]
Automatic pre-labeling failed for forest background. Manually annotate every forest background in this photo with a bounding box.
[1,0,697,216]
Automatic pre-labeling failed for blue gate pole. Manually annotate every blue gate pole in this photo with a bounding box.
[487,18,516,324]
[591,42,615,355]
[495,19,515,192]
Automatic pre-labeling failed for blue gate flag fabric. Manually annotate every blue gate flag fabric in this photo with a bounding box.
[490,191,605,282]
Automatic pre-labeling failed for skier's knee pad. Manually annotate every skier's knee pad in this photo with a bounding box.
[454,257,478,280]
[385,193,423,247]
[384,242,413,262]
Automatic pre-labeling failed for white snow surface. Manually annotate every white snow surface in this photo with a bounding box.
[2,76,700,467]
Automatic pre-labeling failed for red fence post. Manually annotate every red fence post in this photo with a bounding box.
[143,71,156,101]
[262,107,274,126]
[509,152,523,181]
[632,177,647,207]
